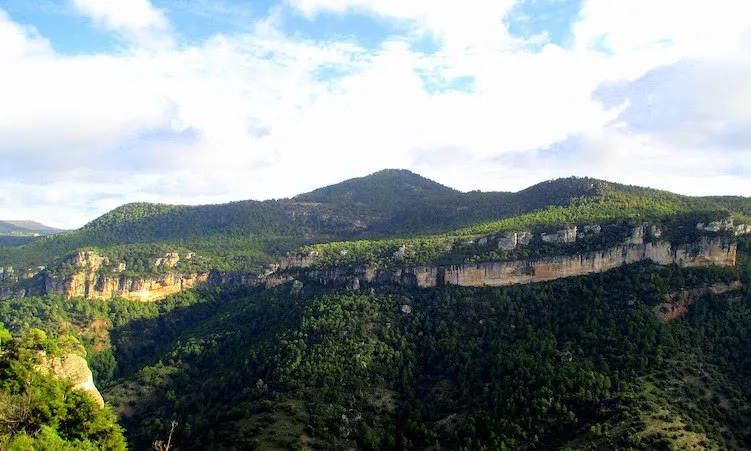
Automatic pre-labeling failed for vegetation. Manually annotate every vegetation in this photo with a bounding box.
[0,241,749,449]
[1,172,751,449]
[0,220,63,237]
[0,325,126,449]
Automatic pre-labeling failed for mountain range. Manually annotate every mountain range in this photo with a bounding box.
[1,170,751,450]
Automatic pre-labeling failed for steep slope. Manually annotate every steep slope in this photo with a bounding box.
[4,244,748,450]
[0,172,750,449]
[0,326,125,449]
[1,172,749,289]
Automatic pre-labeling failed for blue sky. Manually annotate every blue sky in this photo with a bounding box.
[0,0,749,228]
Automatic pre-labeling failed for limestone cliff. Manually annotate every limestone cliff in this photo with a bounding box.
[1,218,747,302]
[43,270,209,302]
[37,353,105,408]
[38,251,210,302]
[292,235,737,289]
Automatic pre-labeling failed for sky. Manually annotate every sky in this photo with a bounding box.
[0,0,750,229]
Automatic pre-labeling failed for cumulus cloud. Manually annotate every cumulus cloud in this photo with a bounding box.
[0,1,750,228]
[70,0,173,47]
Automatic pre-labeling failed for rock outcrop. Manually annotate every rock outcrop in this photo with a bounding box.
[655,281,743,321]
[2,219,747,303]
[279,250,321,270]
[37,353,105,408]
[541,226,579,244]
[37,251,210,302]
[697,216,751,235]
[43,270,209,302]
[292,236,737,289]
[497,232,533,250]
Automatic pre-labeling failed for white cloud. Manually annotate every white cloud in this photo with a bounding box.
[288,0,520,49]
[0,2,750,228]
[0,9,53,61]
[574,0,751,58]
[70,0,173,47]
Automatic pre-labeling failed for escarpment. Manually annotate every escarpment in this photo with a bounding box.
[283,223,740,289]
[1,218,747,302]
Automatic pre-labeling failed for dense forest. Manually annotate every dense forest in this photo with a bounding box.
[2,172,750,275]
[0,238,748,449]
[1,172,751,449]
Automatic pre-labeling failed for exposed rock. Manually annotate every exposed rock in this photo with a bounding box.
[577,224,602,239]
[279,250,321,270]
[541,227,578,244]
[735,224,751,236]
[477,237,489,246]
[583,224,602,234]
[295,237,737,290]
[68,251,108,270]
[152,252,180,268]
[517,232,533,246]
[393,245,408,260]
[0,286,26,300]
[43,268,209,302]
[697,217,734,233]
[37,354,105,408]
[497,232,532,250]
[0,266,16,283]
[655,281,743,321]
[290,280,304,296]
[628,225,646,245]
[400,304,413,315]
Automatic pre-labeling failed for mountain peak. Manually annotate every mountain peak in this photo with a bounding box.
[294,168,457,205]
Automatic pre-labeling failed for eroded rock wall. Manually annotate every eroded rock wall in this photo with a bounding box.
[293,237,737,289]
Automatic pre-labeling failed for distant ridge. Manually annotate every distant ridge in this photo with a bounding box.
[0,220,63,237]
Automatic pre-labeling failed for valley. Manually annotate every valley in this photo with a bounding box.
[2,171,751,450]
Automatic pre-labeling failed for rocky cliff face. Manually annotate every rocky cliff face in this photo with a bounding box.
[697,216,751,236]
[655,281,743,321]
[37,353,105,408]
[2,219,747,302]
[292,234,737,289]
[39,251,211,302]
[43,271,210,302]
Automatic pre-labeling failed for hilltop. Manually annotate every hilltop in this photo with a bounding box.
[0,171,749,273]
[1,170,751,449]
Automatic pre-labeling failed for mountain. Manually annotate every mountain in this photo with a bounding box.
[294,168,458,205]
[0,220,63,237]
[1,171,746,272]
[2,170,751,449]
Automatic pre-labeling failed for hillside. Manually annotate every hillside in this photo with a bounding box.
[1,243,750,449]
[1,171,751,449]
[1,172,749,272]
[0,220,63,237]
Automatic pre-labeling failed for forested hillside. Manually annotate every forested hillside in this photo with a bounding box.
[1,171,750,274]
[0,220,62,237]
[1,239,750,449]
[1,172,751,449]
[0,325,126,449]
